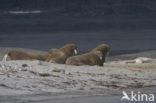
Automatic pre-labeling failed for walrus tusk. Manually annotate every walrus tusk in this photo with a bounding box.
[74,49,78,55]
[3,53,8,61]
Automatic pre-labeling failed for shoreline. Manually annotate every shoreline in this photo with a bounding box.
[1,47,156,60]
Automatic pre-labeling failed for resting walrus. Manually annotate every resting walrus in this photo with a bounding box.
[89,44,110,63]
[66,51,104,66]
[3,44,78,63]
[45,43,78,64]
[65,44,110,66]
[3,50,46,61]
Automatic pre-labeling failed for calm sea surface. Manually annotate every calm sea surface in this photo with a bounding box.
[0,12,156,55]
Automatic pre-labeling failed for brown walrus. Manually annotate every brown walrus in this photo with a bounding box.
[66,51,104,66]
[89,44,110,63]
[3,44,78,63]
[3,50,46,61]
[45,43,78,64]
[65,44,110,66]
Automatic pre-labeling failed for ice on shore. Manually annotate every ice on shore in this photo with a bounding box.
[0,57,156,96]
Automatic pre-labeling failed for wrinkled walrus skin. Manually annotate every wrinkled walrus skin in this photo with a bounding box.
[45,43,78,64]
[3,50,46,61]
[65,44,110,66]
[66,51,104,66]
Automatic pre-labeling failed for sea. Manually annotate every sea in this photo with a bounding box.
[0,10,156,55]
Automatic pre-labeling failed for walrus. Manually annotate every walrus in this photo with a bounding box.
[65,44,110,66]
[66,51,104,66]
[89,44,110,63]
[3,50,46,61]
[3,44,78,63]
[45,43,78,64]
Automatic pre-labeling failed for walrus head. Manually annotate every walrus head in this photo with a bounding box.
[92,51,104,61]
[60,43,78,57]
[90,44,110,62]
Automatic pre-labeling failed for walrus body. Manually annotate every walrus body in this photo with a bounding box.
[3,50,46,61]
[3,44,77,64]
[65,44,110,66]
[66,51,103,66]
[45,48,67,64]
[45,44,78,64]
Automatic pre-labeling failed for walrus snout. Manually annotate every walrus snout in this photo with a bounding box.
[93,51,103,61]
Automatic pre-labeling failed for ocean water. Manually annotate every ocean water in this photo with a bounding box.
[0,12,156,55]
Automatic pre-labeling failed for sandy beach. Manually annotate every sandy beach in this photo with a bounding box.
[0,47,156,103]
